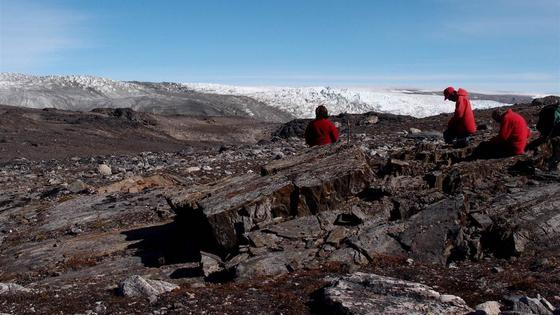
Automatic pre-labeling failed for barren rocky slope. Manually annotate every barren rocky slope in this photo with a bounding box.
[0,105,279,162]
[0,99,559,314]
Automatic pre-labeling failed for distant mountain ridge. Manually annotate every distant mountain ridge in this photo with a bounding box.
[0,73,534,121]
[0,73,294,122]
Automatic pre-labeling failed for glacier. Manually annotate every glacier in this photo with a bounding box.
[0,73,525,120]
[182,83,511,119]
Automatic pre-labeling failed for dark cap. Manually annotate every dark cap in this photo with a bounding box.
[443,86,455,100]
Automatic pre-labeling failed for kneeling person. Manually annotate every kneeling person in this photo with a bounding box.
[474,108,530,159]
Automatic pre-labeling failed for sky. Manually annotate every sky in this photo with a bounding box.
[0,0,559,93]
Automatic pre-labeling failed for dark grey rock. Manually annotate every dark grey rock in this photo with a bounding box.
[471,212,493,229]
[246,231,281,248]
[397,197,466,264]
[532,95,560,107]
[264,216,321,240]
[235,250,316,280]
[347,222,405,261]
[503,295,555,315]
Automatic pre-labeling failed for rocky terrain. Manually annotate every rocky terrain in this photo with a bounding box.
[0,105,279,162]
[0,97,559,314]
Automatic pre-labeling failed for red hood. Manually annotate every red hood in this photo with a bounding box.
[457,88,468,97]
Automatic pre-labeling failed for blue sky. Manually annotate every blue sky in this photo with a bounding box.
[1,0,559,93]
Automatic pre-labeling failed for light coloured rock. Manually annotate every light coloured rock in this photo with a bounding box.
[409,127,422,134]
[321,272,472,315]
[68,179,88,193]
[98,164,112,176]
[200,252,223,278]
[186,166,201,173]
[365,115,379,125]
[0,282,31,295]
[119,275,178,303]
[97,175,175,194]
[475,301,501,315]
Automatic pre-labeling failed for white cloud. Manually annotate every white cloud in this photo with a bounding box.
[0,0,90,71]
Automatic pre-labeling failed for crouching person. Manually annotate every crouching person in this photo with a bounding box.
[473,108,530,159]
[304,105,340,147]
[443,87,477,146]
[527,103,560,170]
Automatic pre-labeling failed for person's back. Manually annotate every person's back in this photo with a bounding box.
[536,104,560,138]
[492,109,530,155]
[305,105,339,147]
[450,88,477,135]
[531,104,560,170]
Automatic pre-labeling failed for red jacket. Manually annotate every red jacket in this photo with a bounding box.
[491,109,531,154]
[305,118,340,146]
[448,88,477,136]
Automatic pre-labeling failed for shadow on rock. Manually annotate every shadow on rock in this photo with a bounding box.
[122,221,201,268]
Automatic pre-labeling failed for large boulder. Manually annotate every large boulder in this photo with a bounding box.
[167,144,375,257]
[320,272,472,315]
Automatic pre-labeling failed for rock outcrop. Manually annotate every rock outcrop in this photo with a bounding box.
[167,144,375,256]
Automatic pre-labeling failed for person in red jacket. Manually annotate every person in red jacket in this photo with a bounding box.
[304,105,339,147]
[443,87,477,144]
[473,108,531,159]
[490,108,531,155]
